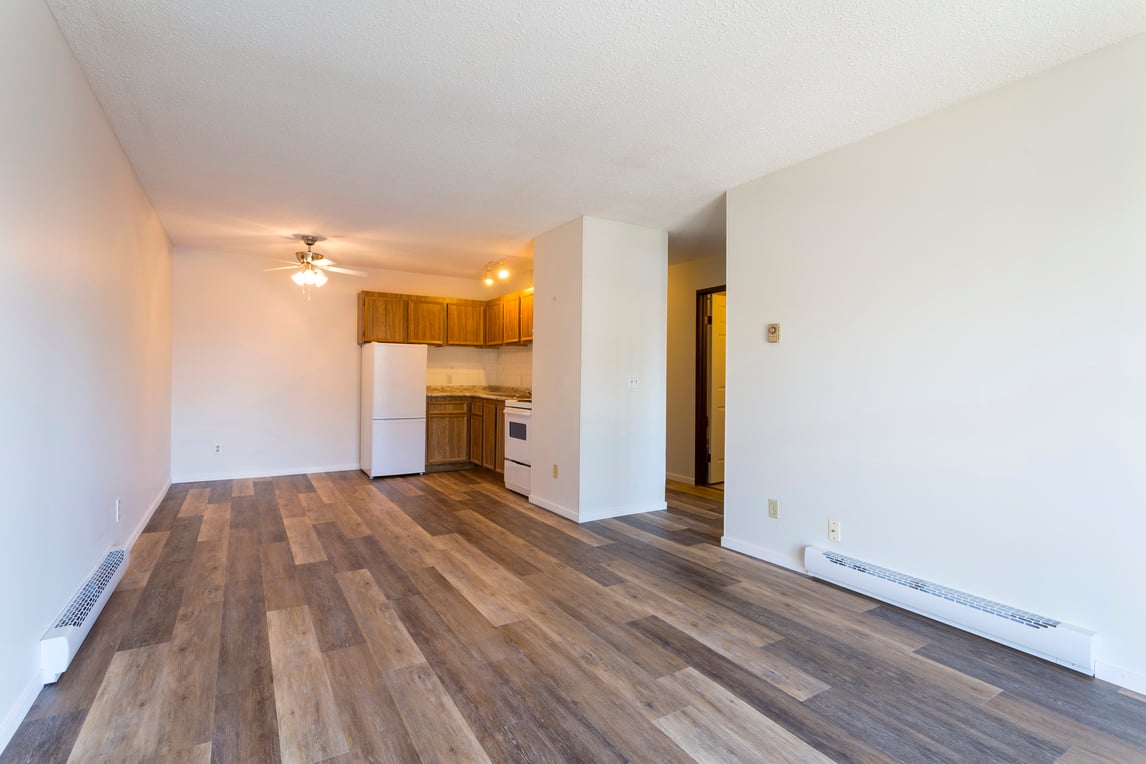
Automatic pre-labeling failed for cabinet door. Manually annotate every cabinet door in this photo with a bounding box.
[426,399,468,464]
[494,401,505,474]
[484,301,504,347]
[408,299,446,345]
[469,410,483,465]
[481,401,499,469]
[359,292,407,343]
[519,292,533,342]
[446,302,484,346]
[427,414,468,464]
[502,296,521,344]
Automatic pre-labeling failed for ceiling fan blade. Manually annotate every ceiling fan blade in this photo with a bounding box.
[325,266,368,276]
[264,265,301,271]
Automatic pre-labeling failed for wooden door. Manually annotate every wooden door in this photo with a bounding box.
[469,401,483,465]
[408,299,446,345]
[707,293,727,484]
[519,292,533,342]
[494,401,505,473]
[481,400,499,469]
[446,302,484,345]
[484,300,504,346]
[358,292,407,343]
[502,296,521,344]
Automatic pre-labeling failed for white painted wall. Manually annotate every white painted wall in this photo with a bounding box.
[666,254,726,483]
[0,0,172,747]
[530,219,583,517]
[171,249,505,481]
[578,218,668,520]
[725,34,1146,692]
[531,217,668,522]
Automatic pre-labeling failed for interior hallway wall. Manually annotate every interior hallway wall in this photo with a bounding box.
[724,33,1146,691]
[666,254,727,483]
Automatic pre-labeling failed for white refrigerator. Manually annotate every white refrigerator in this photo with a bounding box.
[360,342,428,478]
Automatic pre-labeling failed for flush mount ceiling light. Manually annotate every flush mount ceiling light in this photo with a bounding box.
[482,260,509,285]
[265,235,367,298]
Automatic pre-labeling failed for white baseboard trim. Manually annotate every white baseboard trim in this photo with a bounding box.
[171,463,359,483]
[665,472,694,485]
[528,494,579,522]
[720,535,803,574]
[1095,660,1146,696]
[0,671,43,755]
[579,501,668,523]
[528,495,669,524]
[120,480,171,550]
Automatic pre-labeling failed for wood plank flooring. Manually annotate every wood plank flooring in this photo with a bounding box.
[4,470,1144,763]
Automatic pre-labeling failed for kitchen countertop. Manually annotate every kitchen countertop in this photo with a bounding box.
[426,385,530,401]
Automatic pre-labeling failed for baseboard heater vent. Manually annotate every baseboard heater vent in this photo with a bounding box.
[40,548,129,684]
[804,546,1094,675]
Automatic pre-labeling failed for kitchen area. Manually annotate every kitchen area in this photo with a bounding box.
[358,287,534,497]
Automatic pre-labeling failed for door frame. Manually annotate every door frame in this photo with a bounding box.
[694,284,727,486]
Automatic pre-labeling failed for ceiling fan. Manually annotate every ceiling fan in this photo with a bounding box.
[266,235,367,288]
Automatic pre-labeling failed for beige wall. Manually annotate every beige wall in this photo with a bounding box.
[666,254,726,483]
[0,0,172,744]
[725,34,1146,692]
[170,248,520,482]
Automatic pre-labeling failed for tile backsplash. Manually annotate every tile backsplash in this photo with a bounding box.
[496,346,533,389]
[427,345,532,388]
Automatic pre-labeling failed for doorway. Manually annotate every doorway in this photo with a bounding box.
[694,285,727,487]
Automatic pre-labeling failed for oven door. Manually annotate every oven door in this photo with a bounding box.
[504,407,531,466]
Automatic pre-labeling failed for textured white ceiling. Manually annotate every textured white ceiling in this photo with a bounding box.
[45,0,1146,275]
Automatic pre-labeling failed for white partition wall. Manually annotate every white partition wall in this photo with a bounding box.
[532,217,668,522]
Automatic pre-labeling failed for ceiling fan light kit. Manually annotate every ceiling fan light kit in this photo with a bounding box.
[268,234,366,297]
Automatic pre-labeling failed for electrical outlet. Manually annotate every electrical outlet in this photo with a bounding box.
[552,464,558,478]
[768,499,779,519]
[829,519,841,542]
[115,498,121,523]
[627,375,640,389]
[215,444,221,454]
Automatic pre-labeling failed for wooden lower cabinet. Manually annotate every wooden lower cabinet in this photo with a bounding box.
[469,401,483,466]
[426,398,469,468]
[470,399,505,473]
[430,396,507,473]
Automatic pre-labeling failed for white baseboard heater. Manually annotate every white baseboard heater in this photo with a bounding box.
[40,548,129,684]
[804,546,1095,675]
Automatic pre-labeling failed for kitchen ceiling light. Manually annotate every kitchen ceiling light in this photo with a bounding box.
[482,260,509,285]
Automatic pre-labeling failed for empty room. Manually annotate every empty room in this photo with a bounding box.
[2,1,1145,761]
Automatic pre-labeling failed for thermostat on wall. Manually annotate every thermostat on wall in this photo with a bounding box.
[766,323,780,343]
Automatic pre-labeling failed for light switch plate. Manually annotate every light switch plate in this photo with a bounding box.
[766,323,780,343]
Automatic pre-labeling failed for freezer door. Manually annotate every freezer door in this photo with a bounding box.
[366,343,428,419]
[367,418,426,477]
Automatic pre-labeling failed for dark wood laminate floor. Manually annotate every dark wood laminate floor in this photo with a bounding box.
[4,470,1144,763]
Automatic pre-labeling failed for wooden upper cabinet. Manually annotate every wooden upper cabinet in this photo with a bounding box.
[446,301,484,346]
[359,291,407,344]
[520,291,533,342]
[484,299,504,347]
[502,295,521,344]
[408,298,446,345]
[359,288,532,346]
